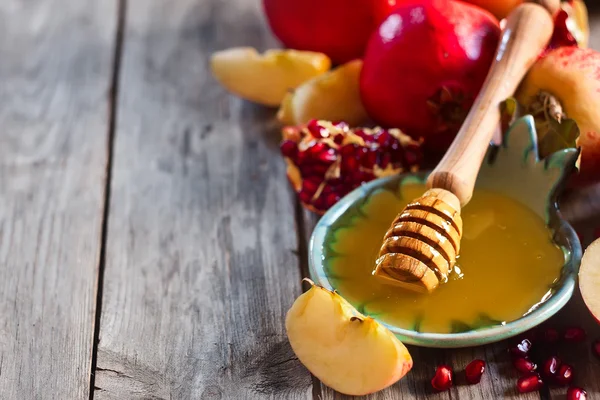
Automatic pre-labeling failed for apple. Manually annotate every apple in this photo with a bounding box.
[277,59,368,127]
[262,0,401,65]
[285,280,413,395]
[210,47,330,107]
[579,238,600,324]
[516,47,600,187]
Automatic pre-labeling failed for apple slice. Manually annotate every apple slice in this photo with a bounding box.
[285,280,413,396]
[210,47,331,107]
[277,59,369,127]
[580,238,600,324]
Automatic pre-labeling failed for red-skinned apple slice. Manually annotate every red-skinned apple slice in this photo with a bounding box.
[579,238,600,324]
[285,279,413,396]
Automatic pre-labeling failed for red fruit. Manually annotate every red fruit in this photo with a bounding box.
[281,120,423,214]
[465,359,485,384]
[555,364,574,386]
[542,356,561,378]
[541,328,560,344]
[262,0,400,64]
[516,373,544,393]
[567,387,588,400]
[510,339,533,358]
[593,339,600,359]
[564,327,587,343]
[513,357,537,375]
[360,0,500,155]
[431,365,453,391]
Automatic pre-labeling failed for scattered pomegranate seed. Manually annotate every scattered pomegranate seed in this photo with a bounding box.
[555,364,574,386]
[567,387,587,400]
[510,338,533,357]
[564,327,587,343]
[431,365,453,391]
[465,359,485,384]
[513,357,537,375]
[542,355,561,378]
[516,373,544,393]
[592,339,600,359]
[541,327,560,344]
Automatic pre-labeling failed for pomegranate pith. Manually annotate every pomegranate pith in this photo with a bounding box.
[516,373,544,393]
[465,359,485,384]
[564,327,587,343]
[555,364,574,386]
[431,365,453,391]
[359,0,500,155]
[542,356,561,379]
[567,387,587,400]
[513,357,537,375]
[281,120,422,214]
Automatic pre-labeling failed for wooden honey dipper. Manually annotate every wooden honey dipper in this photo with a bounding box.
[373,0,560,293]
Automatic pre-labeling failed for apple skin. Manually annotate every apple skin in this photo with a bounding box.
[262,0,402,65]
[516,47,600,187]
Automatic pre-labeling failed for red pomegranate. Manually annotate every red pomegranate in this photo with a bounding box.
[262,0,401,64]
[360,0,500,155]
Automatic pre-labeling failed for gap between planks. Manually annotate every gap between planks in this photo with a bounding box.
[88,0,127,398]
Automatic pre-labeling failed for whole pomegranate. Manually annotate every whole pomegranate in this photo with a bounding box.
[262,0,401,65]
[360,0,501,155]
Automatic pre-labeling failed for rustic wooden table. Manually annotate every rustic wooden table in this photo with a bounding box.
[1,0,600,399]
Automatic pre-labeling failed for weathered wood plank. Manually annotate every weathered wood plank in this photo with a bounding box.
[0,0,116,398]
[94,0,313,398]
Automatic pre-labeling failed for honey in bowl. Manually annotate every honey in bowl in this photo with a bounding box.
[326,183,565,334]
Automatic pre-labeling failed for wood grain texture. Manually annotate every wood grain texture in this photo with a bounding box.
[0,0,116,398]
[93,0,313,398]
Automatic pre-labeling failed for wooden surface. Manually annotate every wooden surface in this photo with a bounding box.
[0,0,599,399]
[0,0,116,398]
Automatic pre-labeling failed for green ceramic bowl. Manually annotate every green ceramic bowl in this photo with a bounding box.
[308,116,583,348]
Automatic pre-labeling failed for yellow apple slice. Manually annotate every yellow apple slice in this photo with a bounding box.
[285,280,413,396]
[579,238,600,324]
[277,59,369,127]
[210,47,331,107]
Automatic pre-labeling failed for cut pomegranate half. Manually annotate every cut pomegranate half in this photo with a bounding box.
[280,120,423,214]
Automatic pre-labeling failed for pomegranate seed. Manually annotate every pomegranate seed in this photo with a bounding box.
[378,153,391,169]
[299,163,329,178]
[592,339,600,359]
[298,189,312,204]
[280,140,298,161]
[307,119,327,138]
[465,359,485,384]
[516,373,544,393]
[510,339,533,357]
[567,387,587,400]
[361,149,378,169]
[513,357,537,374]
[375,130,394,148]
[301,178,320,196]
[333,134,344,145]
[431,365,453,391]
[564,327,587,343]
[354,129,375,143]
[541,327,560,344]
[332,121,349,131]
[555,364,574,386]
[542,356,561,378]
[323,192,341,208]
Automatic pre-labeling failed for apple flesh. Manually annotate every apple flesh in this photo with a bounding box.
[285,280,413,396]
[210,47,331,107]
[579,238,600,324]
[277,59,368,127]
